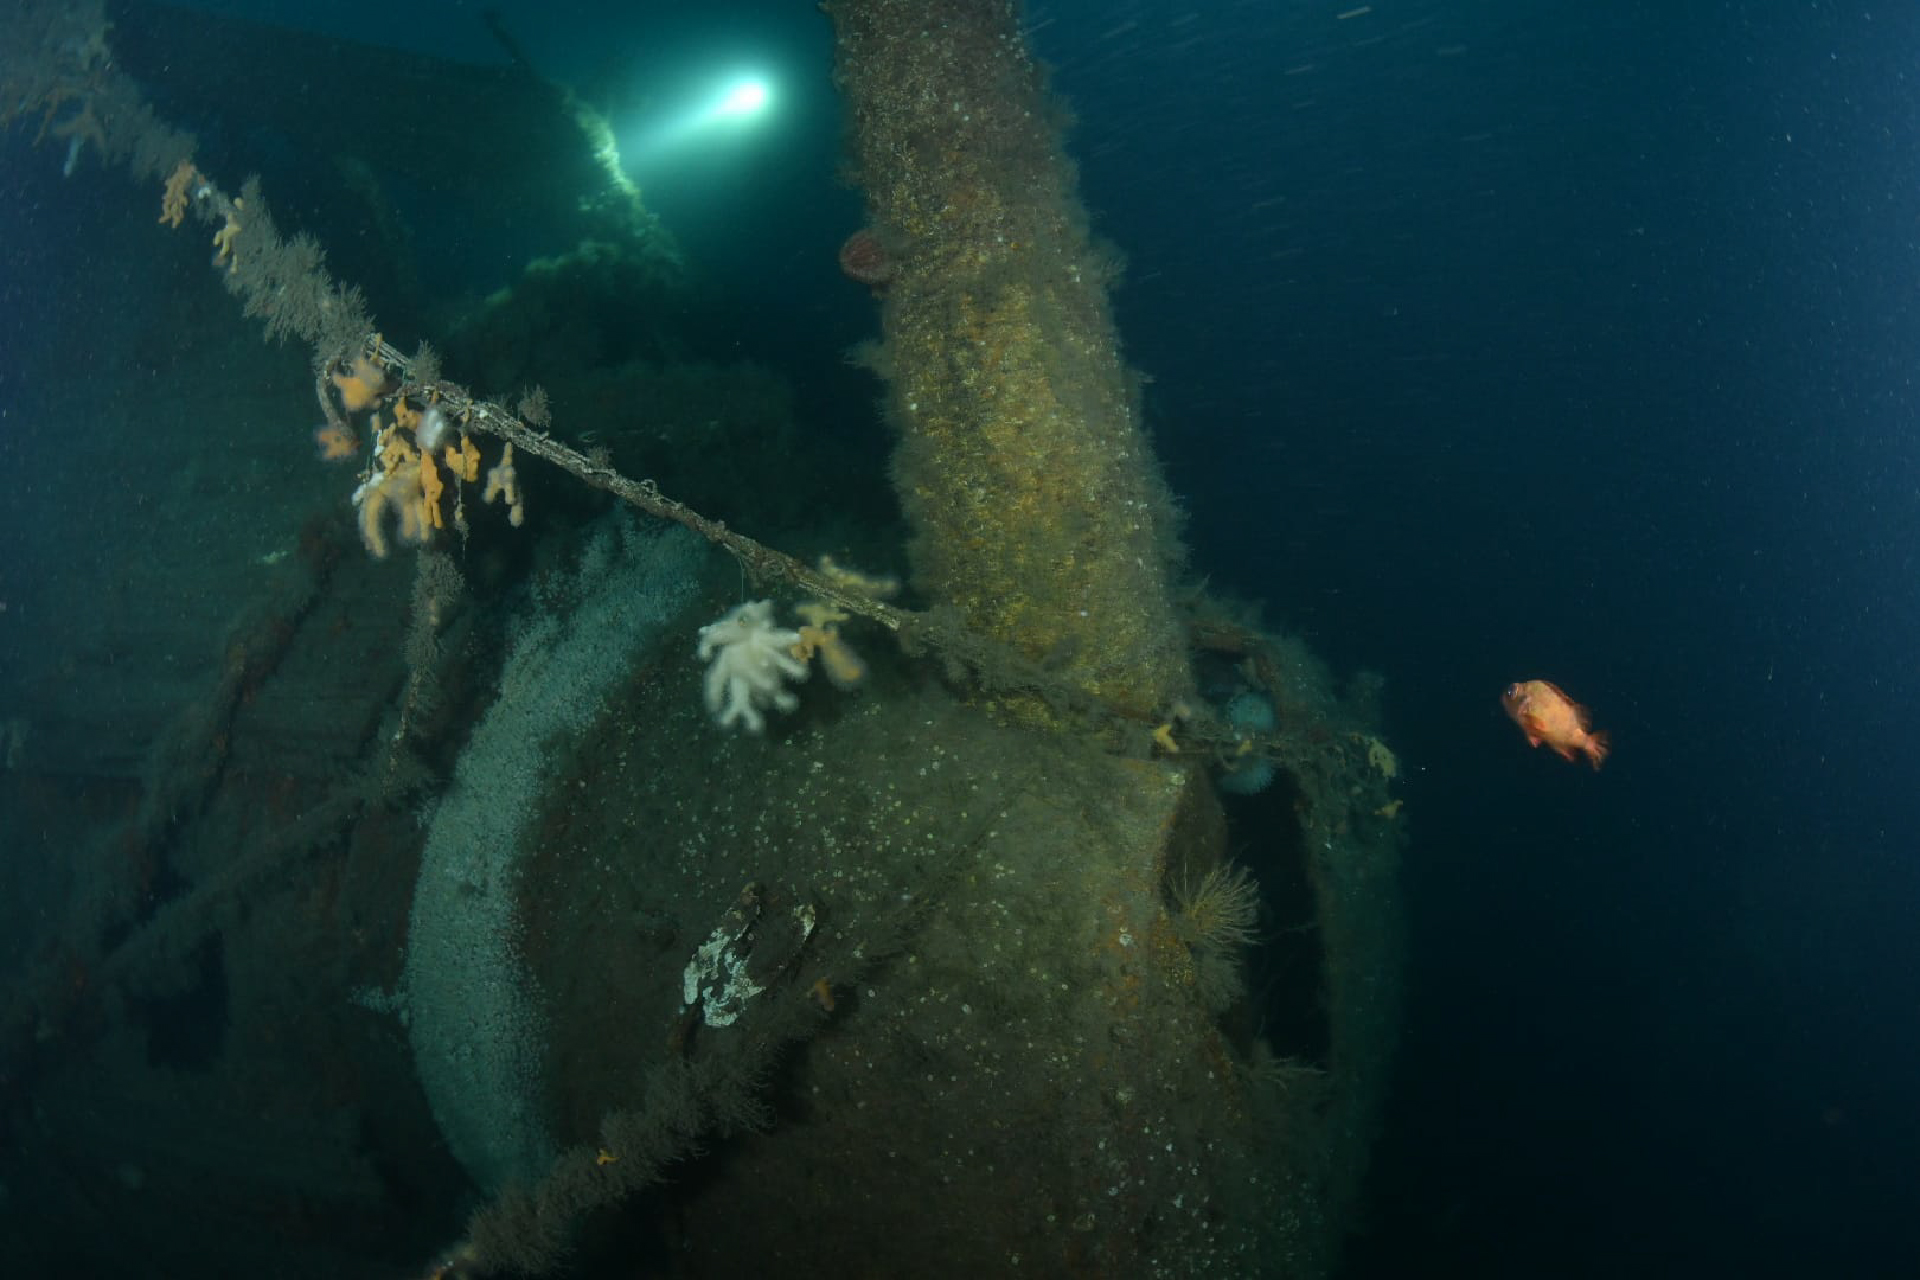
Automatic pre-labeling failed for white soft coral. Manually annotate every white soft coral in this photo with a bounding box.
[697,600,809,732]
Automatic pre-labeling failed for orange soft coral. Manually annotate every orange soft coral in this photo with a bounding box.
[330,354,392,413]
[817,554,900,600]
[356,430,438,557]
[418,450,445,531]
[351,409,511,556]
[211,202,243,272]
[394,459,433,545]
[791,602,868,690]
[159,160,199,229]
[313,422,358,460]
[445,435,482,483]
[483,442,524,527]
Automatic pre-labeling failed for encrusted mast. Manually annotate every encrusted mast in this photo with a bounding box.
[827,0,1197,724]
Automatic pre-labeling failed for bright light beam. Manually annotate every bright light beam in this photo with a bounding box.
[712,79,770,121]
[622,72,776,167]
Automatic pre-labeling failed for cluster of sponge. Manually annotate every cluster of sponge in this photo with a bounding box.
[319,354,524,557]
[349,403,482,558]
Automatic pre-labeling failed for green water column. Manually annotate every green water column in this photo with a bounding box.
[828,0,1194,724]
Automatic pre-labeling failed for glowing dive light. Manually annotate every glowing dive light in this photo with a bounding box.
[619,70,776,168]
[714,79,770,120]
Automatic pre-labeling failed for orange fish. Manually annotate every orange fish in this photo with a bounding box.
[1502,679,1609,770]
